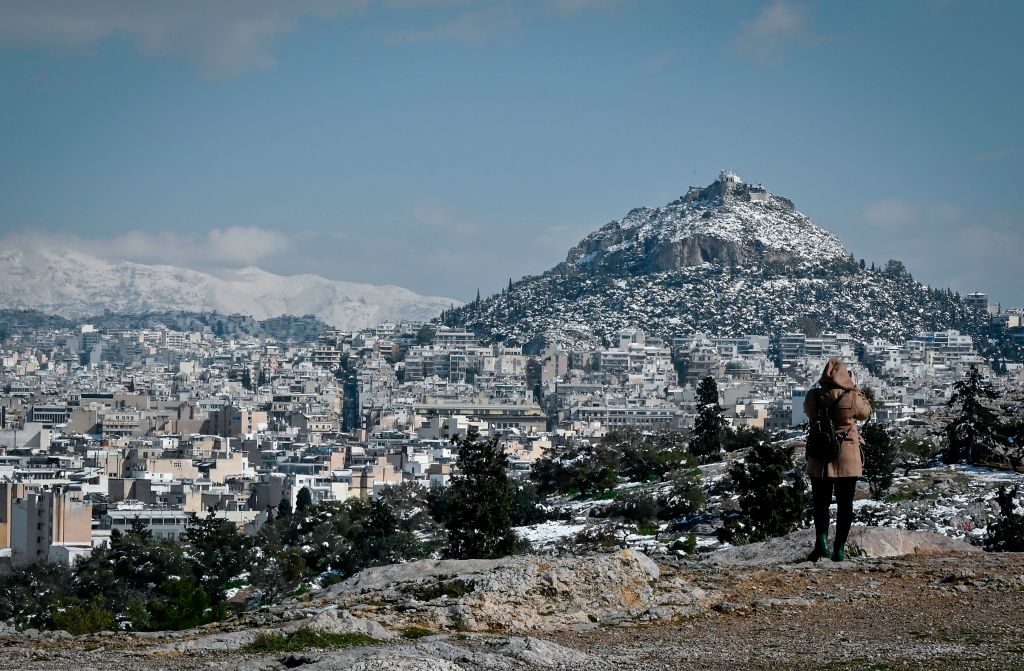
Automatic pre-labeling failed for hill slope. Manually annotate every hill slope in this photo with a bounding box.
[447,172,990,351]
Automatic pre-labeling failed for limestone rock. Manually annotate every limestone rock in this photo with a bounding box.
[318,550,659,633]
[706,526,980,566]
[287,606,397,641]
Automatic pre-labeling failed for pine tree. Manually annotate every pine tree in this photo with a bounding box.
[717,441,810,544]
[690,376,728,463]
[241,368,252,391]
[945,365,1002,465]
[436,429,522,559]
[183,510,252,603]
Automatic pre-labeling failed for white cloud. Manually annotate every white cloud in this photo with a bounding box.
[734,0,817,67]
[0,1,366,76]
[385,5,523,44]
[411,200,482,236]
[1,226,293,268]
[1,0,629,71]
[975,147,1019,162]
[863,198,920,229]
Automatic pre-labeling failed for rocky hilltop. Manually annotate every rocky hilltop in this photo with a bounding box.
[562,171,847,275]
[446,172,992,351]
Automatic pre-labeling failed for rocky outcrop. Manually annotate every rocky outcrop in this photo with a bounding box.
[705,526,980,567]
[318,550,665,632]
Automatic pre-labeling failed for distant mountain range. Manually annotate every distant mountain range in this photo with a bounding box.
[0,247,457,331]
[445,171,1006,355]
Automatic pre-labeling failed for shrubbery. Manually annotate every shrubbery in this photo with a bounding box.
[531,429,693,497]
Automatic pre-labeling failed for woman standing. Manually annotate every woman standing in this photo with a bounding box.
[803,357,872,561]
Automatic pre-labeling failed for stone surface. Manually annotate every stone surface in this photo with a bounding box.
[288,606,398,641]
[317,550,660,633]
[705,526,980,566]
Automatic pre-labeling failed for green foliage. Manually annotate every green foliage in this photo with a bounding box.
[402,626,434,640]
[607,490,661,526]
[691,377,728,463]
[895,433,942,475]
[723,426,772,452]
[50,598,116,635]
[612,429,691,481]
[666,532,698,555]
[509,481,549,526]
[945,365,1003,465]
[861,422,897,499]
[252,495,431,600]
[0,561,73,626]
[415,325,436,346]
[434,430,523,559]
[183,511,253,604]
[243,627,378,653]
[6,523,224,633]
[531,441,620,497]
[860,386,877,411]
[657,462,707,520]
[985,486,1024,552]
[717,441,810,544]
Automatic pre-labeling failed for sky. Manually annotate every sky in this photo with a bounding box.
[0,0,1021,305]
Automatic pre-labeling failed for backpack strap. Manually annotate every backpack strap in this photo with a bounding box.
[828,389,850,409]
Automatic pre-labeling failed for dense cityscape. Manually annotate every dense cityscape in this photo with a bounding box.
[3,294,1022,568]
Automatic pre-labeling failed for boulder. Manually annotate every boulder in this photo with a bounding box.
[318,550,659,633]
[706,526,980,566]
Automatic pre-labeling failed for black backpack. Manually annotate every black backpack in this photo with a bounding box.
[806,388,851,463]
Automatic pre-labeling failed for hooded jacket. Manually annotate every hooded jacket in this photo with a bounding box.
[803,357,872,478]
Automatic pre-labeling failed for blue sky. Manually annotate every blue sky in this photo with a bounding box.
[0,0,1021,305]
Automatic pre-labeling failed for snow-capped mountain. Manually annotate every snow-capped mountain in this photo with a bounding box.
[0,248,456,330]
[445,172,992,351]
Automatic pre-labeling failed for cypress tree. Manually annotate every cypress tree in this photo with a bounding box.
[295,486,313,513]
[691,376,728,463]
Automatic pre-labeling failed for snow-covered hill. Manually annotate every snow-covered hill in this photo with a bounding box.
[562,171,848,276]
[0,248,456,330]
[446,172,991,350]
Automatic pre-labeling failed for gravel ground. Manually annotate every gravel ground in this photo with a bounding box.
[2,552,1022,671]
[546,552,1024,670]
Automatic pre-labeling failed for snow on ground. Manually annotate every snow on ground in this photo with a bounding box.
[515,521,587,550]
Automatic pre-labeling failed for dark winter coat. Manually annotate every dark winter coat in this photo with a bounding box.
[803,357,873,478]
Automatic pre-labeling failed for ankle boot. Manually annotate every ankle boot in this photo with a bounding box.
[807,533,831,562]
[831,544,846,562]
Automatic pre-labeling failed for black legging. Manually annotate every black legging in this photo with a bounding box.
[811,476,857,549]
